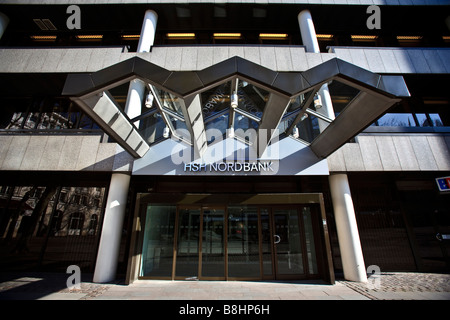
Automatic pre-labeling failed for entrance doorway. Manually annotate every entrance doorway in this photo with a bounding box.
[127,193,334,283]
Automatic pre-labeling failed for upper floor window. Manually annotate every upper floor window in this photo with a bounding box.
[0,96,103,133]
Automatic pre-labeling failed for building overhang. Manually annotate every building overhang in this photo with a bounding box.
[62,55,410,160]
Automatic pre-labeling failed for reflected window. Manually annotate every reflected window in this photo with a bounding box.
[429,114,444,127]
[140,205,176,278]
[201,81,232,120]
[138,111,167,144]
[376,113,416,127]
[228,206,260,278]
[235,80,269,119]
[152,86,185,118]
[293,113,320,144]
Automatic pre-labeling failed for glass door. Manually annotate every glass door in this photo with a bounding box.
[174,206,226,280]
[175,207,201,279]
[227,206,260,279]
[272,208,305,278]
[200,207,226,279]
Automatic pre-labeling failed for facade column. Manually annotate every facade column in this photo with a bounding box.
[298,9,367,282]
[125,10,158,125]
[0,12,10,39]
[93,173,131,283]
[329,174,367,282]
[93,10,157,283]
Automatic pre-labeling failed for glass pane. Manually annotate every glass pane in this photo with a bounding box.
[327,80,360,117]
[175,208,201,279]
[138,112,166,144]
[260,209,273,276]
[429,113,444,127]
[168,115,189,139]
[236,80,269,119]
[201,81,232,119]
[376,113,416,127]
[152,86,185,118]
[205,113,229,144]
[274,209,304,275]
[233,112,259,142]
[294,113,320,143]
[227,206,260,278]
[302,207,318,274]
[140,205,176,277]
[201,208,225,278]
[416,113,430,127]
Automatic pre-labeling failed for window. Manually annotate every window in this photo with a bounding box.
[0,97,103,132]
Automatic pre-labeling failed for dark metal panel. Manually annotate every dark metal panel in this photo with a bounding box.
[133,57,172,87]
[310,91,399,158]
[196,57,237,88]
[378,75,411,98]
[336,58,381,91]
[235,56,278,88]
[62,73,95,96]
[301,58,339,87]
[271,72,310,96]
[162,71,204,97]
[91,57,136,89]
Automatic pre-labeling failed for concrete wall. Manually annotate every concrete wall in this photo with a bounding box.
[328,134,450,172]
[1,46,448,74]
[0,134,133,172]
[1,132,449,174]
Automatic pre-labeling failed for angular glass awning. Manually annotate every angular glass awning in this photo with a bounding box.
[62,56,410,160]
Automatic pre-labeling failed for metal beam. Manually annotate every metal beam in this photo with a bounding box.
[179,94,207,159]
[310,91,399,159]
[256,92,291,158]
[73,91,149,158]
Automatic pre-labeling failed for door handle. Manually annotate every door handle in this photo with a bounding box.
[274,234,281,244]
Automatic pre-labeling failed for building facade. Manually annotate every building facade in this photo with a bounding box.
[0,0,449,284]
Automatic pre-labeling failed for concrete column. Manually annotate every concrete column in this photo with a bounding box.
[137,10,158,53]
[298,10,320,54]
[298,10,367,282]
[93,173,131,283]
[125,10,158,126]
[298,10,334,129]
[93,10,158,283]
[0,12,10,39]
[329,174,367,282]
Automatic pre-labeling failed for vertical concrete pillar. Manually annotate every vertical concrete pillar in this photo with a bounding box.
[93,173,131,283]
[125,10,158,126]
[0,12,10,39]
[137,10,158,53]
[329,174,367,282]
[298,10,367,282]
[93,10,157,283]
[298,10,320,54]
[298,10,334,129]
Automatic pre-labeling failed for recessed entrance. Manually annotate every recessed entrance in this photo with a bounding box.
[127,193,334,283]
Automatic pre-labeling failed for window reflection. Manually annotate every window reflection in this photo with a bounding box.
[376,113,417,127]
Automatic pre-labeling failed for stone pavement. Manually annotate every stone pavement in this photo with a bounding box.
[0,271,449,301]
